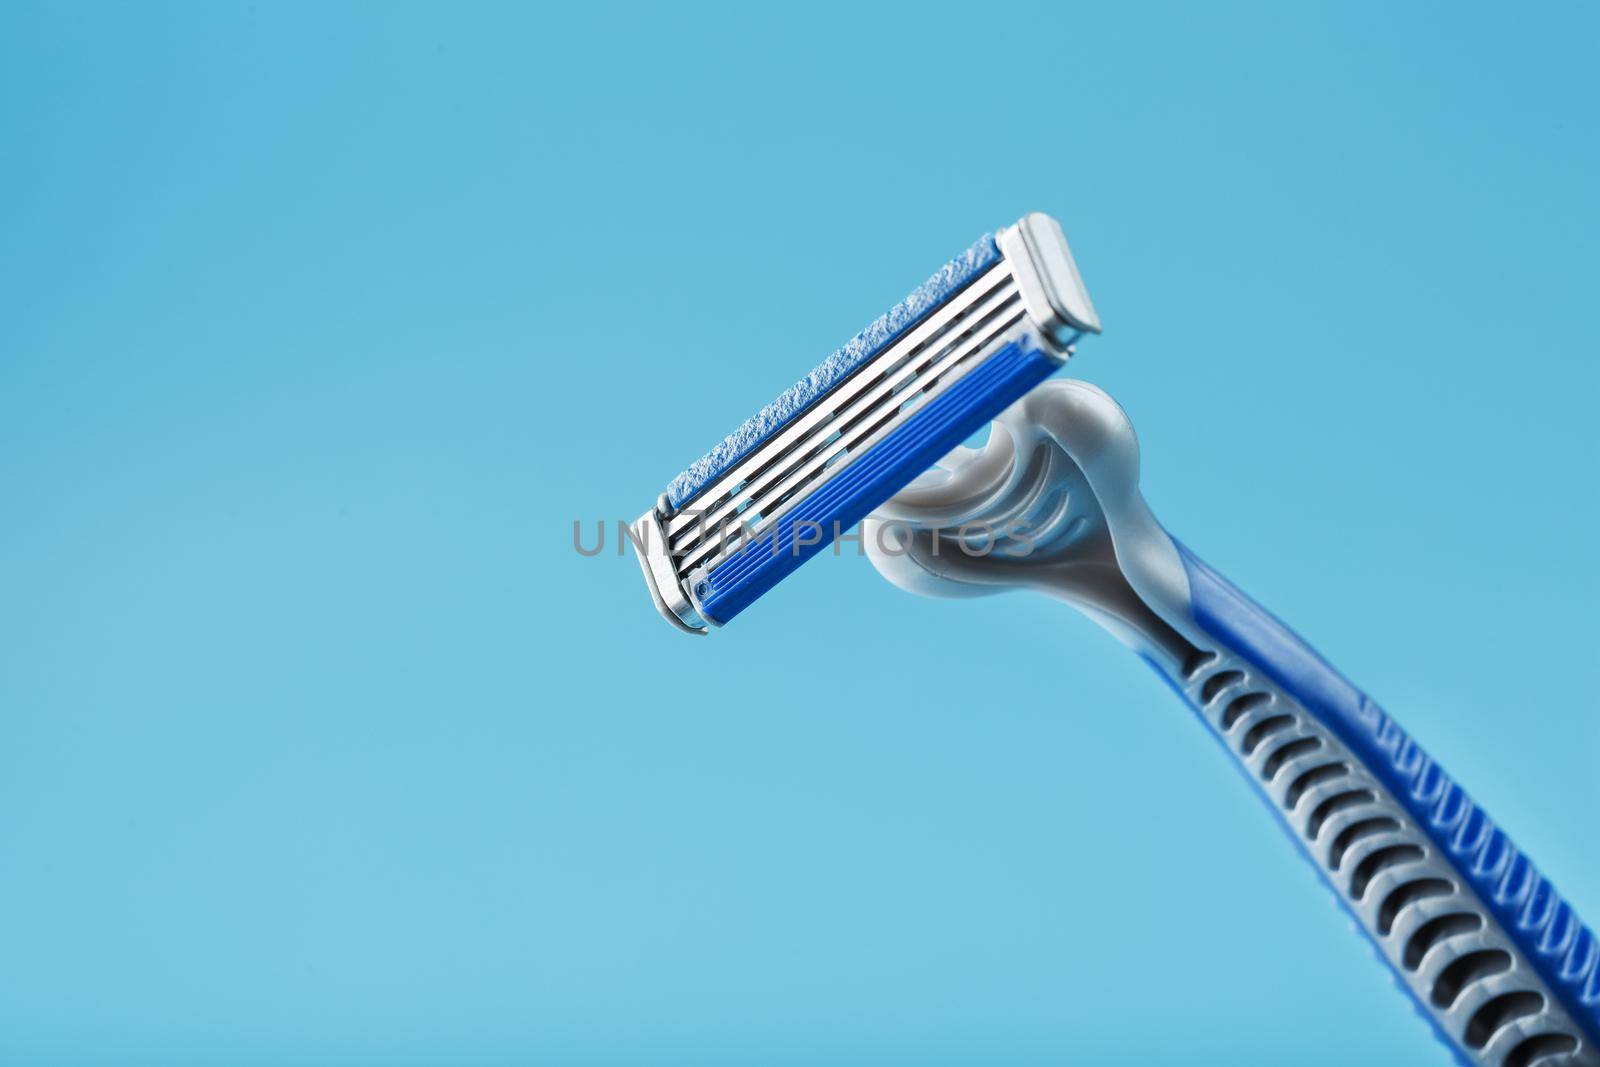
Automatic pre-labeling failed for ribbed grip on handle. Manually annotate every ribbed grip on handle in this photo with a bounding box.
[1168,545,1599,1067]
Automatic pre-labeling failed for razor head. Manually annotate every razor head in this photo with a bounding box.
[631,212,1100,633]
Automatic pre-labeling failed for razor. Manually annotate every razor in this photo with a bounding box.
[628,213,1598,1065]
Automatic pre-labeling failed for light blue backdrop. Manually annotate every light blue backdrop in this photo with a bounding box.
[3,3,1595,1064]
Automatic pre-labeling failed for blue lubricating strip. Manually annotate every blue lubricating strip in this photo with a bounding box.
[664,233,1001,510]
[1175,543,1600,1044]
[696,340,1056,624]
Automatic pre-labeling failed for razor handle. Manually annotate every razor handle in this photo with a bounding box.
[1158,545,1599,1067]
[865,379,1597,1063]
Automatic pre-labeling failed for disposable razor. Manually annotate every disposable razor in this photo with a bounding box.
[627,213,1598,1065]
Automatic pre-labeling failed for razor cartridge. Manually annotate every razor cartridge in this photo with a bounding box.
[631,212,1100,633]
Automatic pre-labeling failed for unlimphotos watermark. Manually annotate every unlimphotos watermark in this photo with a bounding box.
[572,515,1038,561]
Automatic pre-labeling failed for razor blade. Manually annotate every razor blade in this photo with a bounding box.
[631,212,1100,633]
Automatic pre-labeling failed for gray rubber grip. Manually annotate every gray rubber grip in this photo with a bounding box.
[1160,643,1598,1067]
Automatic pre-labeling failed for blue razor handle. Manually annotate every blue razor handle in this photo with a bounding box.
[1167,547,1599,1067]
[865,380,1598,1066]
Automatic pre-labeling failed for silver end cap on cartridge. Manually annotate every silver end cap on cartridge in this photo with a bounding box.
[998,212,1102,346]
[631,495,710,635]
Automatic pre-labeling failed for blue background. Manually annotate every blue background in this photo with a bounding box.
[3,3,1596,1064]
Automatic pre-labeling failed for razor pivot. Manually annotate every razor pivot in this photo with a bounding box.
[631,212,1100,633]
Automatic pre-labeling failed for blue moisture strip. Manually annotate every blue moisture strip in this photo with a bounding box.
[697,340,1056,624]
[664,233,1001,510]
